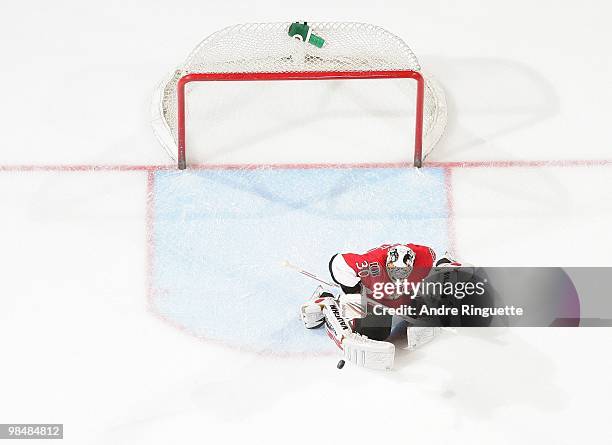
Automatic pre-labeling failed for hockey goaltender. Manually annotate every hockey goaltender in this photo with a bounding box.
[298,243,492,371]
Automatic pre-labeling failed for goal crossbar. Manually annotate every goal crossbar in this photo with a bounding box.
[176,70,425,170]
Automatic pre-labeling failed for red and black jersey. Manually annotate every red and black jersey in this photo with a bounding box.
[339,243,435,305]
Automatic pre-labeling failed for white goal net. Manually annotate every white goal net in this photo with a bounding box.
[152,22,447,168]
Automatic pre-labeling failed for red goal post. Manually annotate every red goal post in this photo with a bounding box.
[176,70,425,170]
[153,22,446,169]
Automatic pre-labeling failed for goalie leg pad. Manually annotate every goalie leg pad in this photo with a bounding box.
[320,298,394,371]
[406,326,441,351]
[342,333,395,371]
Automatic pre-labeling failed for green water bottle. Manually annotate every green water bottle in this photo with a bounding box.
[288,22,325,48]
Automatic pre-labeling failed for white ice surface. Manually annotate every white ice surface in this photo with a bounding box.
[0,1,611,444]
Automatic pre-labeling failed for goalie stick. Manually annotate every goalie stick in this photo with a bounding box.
[281,260,339,288]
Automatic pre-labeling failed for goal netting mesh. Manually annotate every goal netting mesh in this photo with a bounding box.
[152,22,447,165]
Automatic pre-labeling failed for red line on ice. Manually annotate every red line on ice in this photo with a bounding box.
[0,158,611,172]
[444,167,457,255]
[145,170,156,310]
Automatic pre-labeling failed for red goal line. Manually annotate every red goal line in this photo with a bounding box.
[0,158,611,173]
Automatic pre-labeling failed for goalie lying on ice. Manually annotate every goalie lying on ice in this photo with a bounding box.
[299,243,467,370]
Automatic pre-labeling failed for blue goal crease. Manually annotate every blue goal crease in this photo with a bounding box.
[151,167,449,353]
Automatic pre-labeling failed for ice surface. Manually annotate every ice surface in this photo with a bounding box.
[1,0,611,444]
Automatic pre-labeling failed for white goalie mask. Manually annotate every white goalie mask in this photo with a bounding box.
[386,246,416,281]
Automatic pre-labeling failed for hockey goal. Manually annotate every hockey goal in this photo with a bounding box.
[152,22,447,169]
